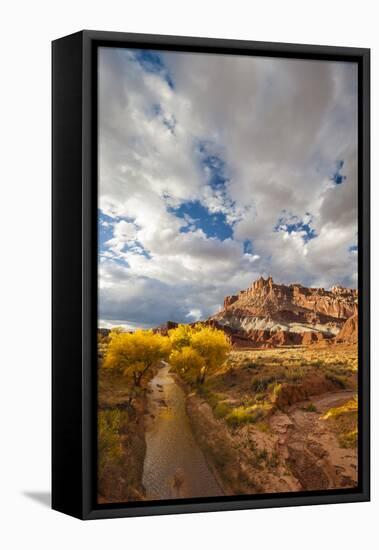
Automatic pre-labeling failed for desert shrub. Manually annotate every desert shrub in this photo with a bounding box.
[269,382,283,401]
[267,451,280,468]
[249,447,278,470]
[325,370,348,389]
[339,430,358,448]
[303,402,317,412]
[251,374,277,393]
[323,360,354,375]
[208,392,224,409]
[244,362,258,370]
[197,385,226,409]
[226,405,264,427]
[322,398,358,449]
[98,409,125,480]
[254,392,266,402]
[270,382,282,400]
[197,384,211,399]
[322,397,358,420]
[285,366,307,382]
[213,401,231,419]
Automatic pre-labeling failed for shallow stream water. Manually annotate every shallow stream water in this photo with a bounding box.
[142,364,223,500]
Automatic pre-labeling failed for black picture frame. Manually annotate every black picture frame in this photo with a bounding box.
[52,30,370,520]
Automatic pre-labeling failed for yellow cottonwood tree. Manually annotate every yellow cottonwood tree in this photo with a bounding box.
[168,323,195,350]
[103,329,171,387]
[170,346,205,382]
[190,326,231,383]
[168,324,231,384]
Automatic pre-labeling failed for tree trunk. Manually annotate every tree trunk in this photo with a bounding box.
[133,372,141,386]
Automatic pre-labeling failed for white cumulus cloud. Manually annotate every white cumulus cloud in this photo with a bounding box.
[98,47,358,328]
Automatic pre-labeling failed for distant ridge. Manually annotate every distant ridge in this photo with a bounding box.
[206,276,358,348]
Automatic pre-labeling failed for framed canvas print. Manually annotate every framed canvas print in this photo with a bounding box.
[52,30,370,519]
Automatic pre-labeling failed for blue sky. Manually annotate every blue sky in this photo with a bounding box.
[170,201,233,240]
[274,211,317,243]
[98,47,358,328]
[134,49,175,89]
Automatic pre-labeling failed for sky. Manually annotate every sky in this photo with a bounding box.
[98,47,358,329]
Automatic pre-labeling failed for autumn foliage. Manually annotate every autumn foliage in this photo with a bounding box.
[169,324,231,384]
[169,346,205,383]
[103,329,171,386]
[102,324,231,387]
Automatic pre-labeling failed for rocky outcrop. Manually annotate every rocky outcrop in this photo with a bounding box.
[301,331,330,345]
[209,276,358,348]
[221,277,357,320]
[335,314,358,344]
[153,321,178,335]
[224,295,238,308]
[274,373,346,410]
[186,388,357,495]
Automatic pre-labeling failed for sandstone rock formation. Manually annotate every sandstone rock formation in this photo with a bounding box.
[335,313,358,344]
[208,276,358,348]
[154,321,179,336]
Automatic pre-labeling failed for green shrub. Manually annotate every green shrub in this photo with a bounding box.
[226,406,264,427]
[303,402,317,412]
[267,451,280,468]
[268,381,282,397]
[98,408,126,479]
[325,370,348,389]
[197,385,211,399]
[251,374,277,393]
[339,430,358,448]
[207,392,222,409]
[285,366,306,382]
[254,392,266,402]
[213,402,231,419]
[245,362,258,369]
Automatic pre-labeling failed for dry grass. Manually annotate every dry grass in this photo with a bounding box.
[321,396,358,449]
[225,402,272,427]
[225,344,358,376]
[198,344,357,427]
[321,397,358,420]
